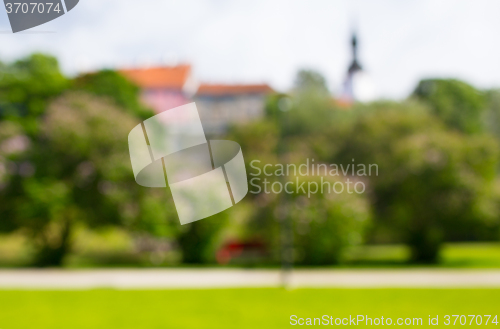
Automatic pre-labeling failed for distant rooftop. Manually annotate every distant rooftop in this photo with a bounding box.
[120,65,192,89]
[197,83,273,96]
[120,65,273,96]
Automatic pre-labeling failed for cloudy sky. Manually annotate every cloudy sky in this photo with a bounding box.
[0,0,499,99]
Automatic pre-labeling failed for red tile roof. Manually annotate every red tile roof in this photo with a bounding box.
[120,65,191,89]
[197,83,273,96]
[120,65,274,96]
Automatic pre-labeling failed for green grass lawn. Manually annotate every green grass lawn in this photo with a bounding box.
[441,243,500,268]
[340,243,500,268]
[0,289,499,328]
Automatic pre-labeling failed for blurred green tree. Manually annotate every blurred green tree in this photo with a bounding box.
[285,69,336,136]
[0,92,177,266]
[336,102,500,263]
[225,70,372,265]
[293,69,330,95]
[245,174,371,265]
[176,212,229,264]
[72,69,154,120]
[0,53,68,135]
[484,89,500,140]
[413,79,486,134]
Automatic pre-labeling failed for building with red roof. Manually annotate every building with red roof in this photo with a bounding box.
[120,65,199,114]
[121,65,273,134]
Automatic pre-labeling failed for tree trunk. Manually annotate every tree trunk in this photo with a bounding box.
[408,226,443,264]
[33,220,72,267]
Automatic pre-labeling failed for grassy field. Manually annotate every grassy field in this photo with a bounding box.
[343,243,500,268]
[0,288,499,328]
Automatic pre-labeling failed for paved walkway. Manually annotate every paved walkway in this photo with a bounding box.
[0,269,499,289]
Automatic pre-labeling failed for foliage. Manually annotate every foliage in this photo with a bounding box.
[293,69,330,95]
[285,70,337,136]
[246,175,371,265]
[72,69,154,120]
[484,89,500,139]
[0,55,224,266]
[1,53,499,268]
[412,79,486,134]
[335,102,500,262]
[242,73,500,264]
[177,212,229,264]
[0,92,176,266]
[229,70,372,265]
[0,53,68,134]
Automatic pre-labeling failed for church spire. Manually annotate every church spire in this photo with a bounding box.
[348,32,362,74]
[340,30,376,104]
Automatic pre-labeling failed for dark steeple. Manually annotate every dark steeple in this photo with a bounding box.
[348,32,362,74]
